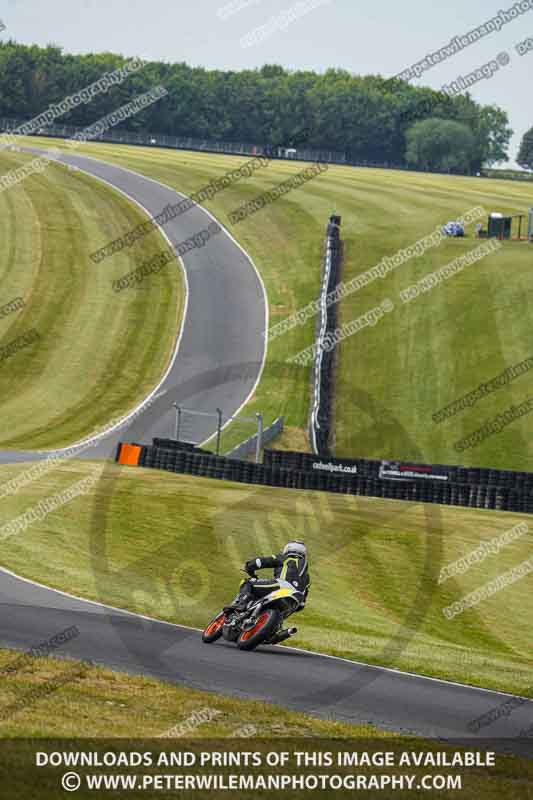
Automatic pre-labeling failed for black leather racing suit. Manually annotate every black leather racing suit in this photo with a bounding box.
[237,552,310,608]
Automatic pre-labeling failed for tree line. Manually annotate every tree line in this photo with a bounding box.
[0,40,517,173]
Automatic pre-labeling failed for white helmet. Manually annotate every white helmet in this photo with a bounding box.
[283,540,307,557]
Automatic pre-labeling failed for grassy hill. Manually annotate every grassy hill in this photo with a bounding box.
[9,136,533,470]
[0,460,530,697]
[0,146,183,449]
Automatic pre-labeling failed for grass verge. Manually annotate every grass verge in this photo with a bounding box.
[0,650,530,799]
[0,147,183,449]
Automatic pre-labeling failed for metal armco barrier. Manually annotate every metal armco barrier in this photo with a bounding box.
[5,115,525,178]
[116,440,533,514]
[0,116,346,166]
[310,216,343,456]
[151,438,213,455]
[226,416,284,462]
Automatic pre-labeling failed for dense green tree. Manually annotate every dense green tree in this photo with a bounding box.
[405,118,476,173]
[0,41,512,173]
[461,105,513,171]
[518,126,533,171]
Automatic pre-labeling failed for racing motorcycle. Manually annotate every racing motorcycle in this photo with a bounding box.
[202,572,305,651]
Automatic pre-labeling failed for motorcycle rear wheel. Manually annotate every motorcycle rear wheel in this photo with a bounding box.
[237,609,281,651]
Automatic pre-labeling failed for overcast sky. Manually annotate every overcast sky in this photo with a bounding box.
[2,0,532,167]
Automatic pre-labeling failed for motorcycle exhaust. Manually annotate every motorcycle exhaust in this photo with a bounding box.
[272,627,298,644]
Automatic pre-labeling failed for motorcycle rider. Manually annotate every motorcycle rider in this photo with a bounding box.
[226,540,310,613]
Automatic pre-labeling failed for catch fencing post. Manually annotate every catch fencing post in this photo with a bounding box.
[172,403,182,441]
[216,408,223,455]
[255,413,264,463]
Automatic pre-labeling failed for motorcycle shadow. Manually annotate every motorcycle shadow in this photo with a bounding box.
[215,640,314,658]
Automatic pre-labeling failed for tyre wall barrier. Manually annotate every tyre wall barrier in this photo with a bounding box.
[264,448,533,494]
[265,448,364,475]
[116,442,533,514]
[310,216,343,456]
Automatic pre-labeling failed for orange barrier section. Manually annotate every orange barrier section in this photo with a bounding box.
[117,443,142,466]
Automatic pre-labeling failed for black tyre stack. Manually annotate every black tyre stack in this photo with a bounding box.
[118,439,533,515]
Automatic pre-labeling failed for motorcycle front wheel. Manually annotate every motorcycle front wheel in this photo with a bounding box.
[237,608,281,651]
[202,612,225,643]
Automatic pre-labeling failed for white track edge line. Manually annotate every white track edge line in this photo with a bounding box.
[46,143,270,447]
[14,148,190,455]
[15,144,268,453]
[0,563,530,704]
[51,145,270,448]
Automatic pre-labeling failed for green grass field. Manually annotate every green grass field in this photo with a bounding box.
[333,171,533,471]
[0,461,530,697]
[0,146,183,449]
[0,647,381,738]
[10,135,533,468]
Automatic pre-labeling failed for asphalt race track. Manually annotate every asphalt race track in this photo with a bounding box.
[0,145,268,461]
[0,149,531,752]
[1,567,532,753]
